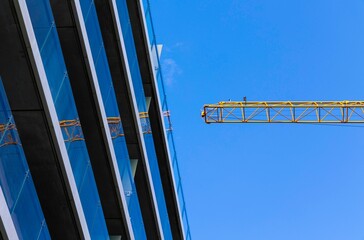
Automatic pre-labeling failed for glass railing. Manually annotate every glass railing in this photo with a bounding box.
[79,0,147,238]
[0,79,50,240]
[116,0,174,238]
[26,0,109,238]
[143,134,174,239]
[141,1,192,239]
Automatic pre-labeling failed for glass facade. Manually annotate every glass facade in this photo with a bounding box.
[116,0,174,238]
[26,0,109,238]
[0,79,50,240]
[0,0,190,238]
[79,0,147,238]
[142,1,192,239]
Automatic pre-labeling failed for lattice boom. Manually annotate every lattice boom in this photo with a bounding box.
[202,101,364,123]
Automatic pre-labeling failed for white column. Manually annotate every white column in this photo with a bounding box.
[0,187,19,240]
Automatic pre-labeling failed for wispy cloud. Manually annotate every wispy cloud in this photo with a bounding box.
[160,42,186,86]
[164,42,186,53]
[162,58,182,86]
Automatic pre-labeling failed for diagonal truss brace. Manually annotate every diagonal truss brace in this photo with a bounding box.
[202,101,364,124]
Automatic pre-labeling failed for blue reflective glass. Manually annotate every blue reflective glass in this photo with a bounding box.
[115,0,176,238]
[79,0,147,237]
[114,137,146,239]
[116,0,147,113]
[95,50,118,115]
[67,140,89,186]
[26,0,109,238]
[0,79,50,240]
[82,3,103,62]
[140,0,192,238]
[144,134,173,239]
[25,0,54,52]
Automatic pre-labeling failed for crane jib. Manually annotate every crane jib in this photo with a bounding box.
[202,101,364,124]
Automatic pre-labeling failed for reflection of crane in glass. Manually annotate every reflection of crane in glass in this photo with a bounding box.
[0,122,21,147]
[59,110,173,143]
[201,101,364,124]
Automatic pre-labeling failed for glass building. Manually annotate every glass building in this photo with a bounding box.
[0,0,190,239]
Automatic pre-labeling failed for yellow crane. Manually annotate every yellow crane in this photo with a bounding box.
[201,101,364,124]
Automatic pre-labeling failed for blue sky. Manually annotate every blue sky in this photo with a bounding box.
[152,1,364,239]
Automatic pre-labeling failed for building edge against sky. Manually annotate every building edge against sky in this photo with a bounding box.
[0,0,191,239]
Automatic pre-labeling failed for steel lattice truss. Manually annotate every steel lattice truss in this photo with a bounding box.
[58,110,178,142]
[60,119,85,142]
[0,123,21,147]
[202,101,364,124]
